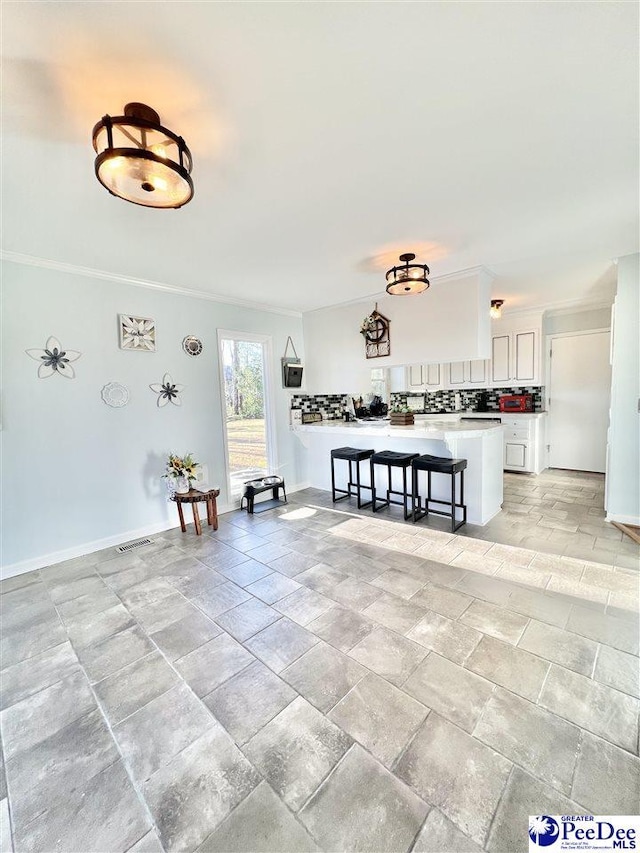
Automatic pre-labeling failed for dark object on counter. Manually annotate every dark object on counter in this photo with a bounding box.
[354,405,370,418]
[499,394,533,412]
[331,447,374,509]
[476,392,490,412]
[343,411,355,422]
[240,477,287,514]
[370,450,419,520]
[369,395,388,417]
[411,454,467,532]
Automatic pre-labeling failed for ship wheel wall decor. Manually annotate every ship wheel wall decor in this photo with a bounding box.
[360,305,390,359]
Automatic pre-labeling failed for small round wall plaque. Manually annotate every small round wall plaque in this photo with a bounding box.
[182,336,203,357]
[101,382,130,408]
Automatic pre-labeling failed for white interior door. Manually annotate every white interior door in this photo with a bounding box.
[548,331,611,472]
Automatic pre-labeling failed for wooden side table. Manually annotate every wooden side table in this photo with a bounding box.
[171,488,220,535]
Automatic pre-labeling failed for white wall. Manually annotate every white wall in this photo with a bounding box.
[1,260,305,575]
[606,253,640,524]
[544,306,611,336]
[303,269,492,393]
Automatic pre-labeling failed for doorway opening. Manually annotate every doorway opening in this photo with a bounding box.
[218,331,277,499]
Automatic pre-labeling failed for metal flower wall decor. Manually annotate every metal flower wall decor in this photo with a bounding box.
[26,336,81,379]
[150,373,184,407]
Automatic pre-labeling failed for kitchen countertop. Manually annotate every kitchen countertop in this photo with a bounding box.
[411,411,547,419]
[454,411,547,419]
[293,419,503,440]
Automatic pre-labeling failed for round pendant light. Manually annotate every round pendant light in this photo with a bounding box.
[92,103,193,209]
[385,253,430,295]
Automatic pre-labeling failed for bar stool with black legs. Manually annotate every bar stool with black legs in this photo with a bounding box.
[370,450,419,519]
[411,454,468,532]
[330,447,375,509]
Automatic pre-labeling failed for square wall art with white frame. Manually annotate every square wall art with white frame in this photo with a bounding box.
[119,314,156,351]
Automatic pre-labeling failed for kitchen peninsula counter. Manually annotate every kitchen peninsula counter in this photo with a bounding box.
[293,419,504,525]
[293,419,503,440]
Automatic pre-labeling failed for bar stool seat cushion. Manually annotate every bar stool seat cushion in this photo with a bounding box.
[331,447,375,462]
[370,450,419,467]
[412,454,467,474]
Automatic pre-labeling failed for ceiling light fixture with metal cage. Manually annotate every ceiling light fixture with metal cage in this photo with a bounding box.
[385,253,430,295]
[92,103,193,209]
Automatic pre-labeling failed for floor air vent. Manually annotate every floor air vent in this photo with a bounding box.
[116,538,153,553]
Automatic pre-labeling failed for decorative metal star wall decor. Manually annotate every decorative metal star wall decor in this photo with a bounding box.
[119,315,156,351]
[150,373,184,407]
[25,336,81,379]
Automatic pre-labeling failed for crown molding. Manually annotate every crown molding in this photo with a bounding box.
[541,296,615,318]
[0,250,303,319]
[500,295,614,320]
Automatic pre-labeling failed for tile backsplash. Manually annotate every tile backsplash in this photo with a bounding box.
[291,387,545,419]
[390,386,545,413]
[290,394,347,420]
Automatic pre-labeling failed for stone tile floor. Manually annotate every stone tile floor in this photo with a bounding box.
[0,473,638,853]
[341,468,637,572]
[484,471,639,570]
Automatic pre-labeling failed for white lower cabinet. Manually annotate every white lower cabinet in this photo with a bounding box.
[504,440,529,470]
[501,416,546,473]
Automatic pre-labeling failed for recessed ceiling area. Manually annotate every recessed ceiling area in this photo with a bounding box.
[2,2,637,313]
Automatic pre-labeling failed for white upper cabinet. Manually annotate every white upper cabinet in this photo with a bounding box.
[490,316,542,385]
[469,359,489,384]
[402,363,444,390]
[425,363,442,387]
[491,335,511,383]
[390,314,542,393]
[448,361,466,385]
[447,359,489,388]
[408,364,424,388]
[514,330,536,382]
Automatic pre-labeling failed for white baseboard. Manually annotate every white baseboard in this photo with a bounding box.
[606,512,640,526]
[287,481,310,494]
[1,481,312,581]
[0,519,176,580]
